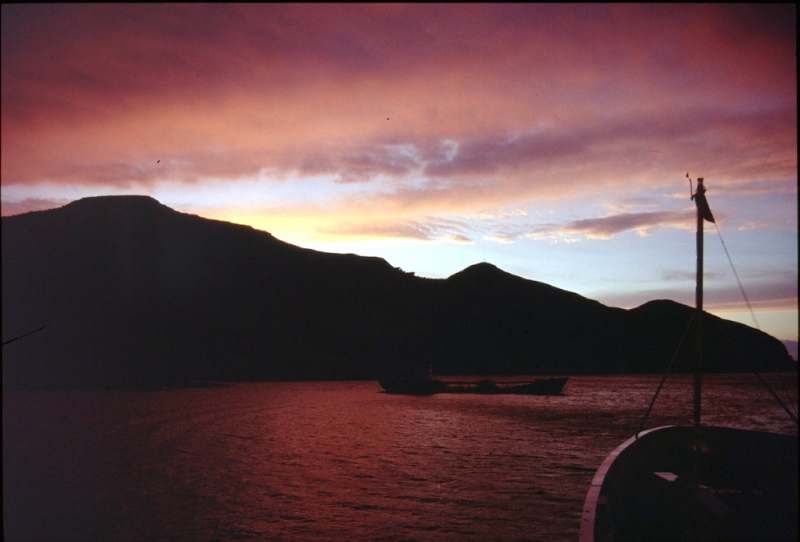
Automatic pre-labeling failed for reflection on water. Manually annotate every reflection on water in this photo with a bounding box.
[3,374,797,541]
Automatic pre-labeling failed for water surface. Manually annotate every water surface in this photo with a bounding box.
[4,374,797,541]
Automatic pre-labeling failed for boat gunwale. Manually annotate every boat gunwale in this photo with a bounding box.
[579,425,674,542]
[579,424,799,542]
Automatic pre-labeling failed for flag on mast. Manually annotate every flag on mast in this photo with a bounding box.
[692,177,715,223]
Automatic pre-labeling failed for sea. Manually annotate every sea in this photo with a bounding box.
[3,374,797,542]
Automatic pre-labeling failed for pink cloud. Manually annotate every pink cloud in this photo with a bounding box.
[1,4,795,210]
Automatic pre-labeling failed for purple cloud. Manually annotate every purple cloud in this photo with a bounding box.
[560,210,694,239]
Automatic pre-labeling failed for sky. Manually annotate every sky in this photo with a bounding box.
[2,4,797,343]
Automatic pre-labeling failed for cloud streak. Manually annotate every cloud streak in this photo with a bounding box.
[479,209,696,244]
[558,210,695,240]
[321,217,474,244]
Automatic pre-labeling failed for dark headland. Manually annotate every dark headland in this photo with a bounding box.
[2,196,794,389]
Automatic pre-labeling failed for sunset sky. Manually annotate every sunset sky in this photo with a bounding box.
[2,4,797,342]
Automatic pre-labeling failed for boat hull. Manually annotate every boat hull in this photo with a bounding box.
[580,425,798,542]
[378,378,449,395]
[378,377,568,396]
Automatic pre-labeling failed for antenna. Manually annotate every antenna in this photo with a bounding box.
[687,172,693,199]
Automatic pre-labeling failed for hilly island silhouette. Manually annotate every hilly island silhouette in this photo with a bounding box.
[2,195,794,389]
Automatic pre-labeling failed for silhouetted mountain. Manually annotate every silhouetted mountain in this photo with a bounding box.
[2,196,794,389]
[783,340,798,361]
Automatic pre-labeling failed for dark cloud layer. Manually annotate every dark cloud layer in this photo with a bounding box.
[2,4,796,192]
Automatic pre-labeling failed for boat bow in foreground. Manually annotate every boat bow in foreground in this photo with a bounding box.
[581,425,797,541]
[580,178,798,541]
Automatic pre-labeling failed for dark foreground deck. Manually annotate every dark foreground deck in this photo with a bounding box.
[581,425,798,542]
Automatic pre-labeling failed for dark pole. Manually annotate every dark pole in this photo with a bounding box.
[693,178,705,428]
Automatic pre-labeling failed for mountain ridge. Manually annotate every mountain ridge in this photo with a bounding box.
[2,195,793,389]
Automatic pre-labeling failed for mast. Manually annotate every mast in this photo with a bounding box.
[693,179,705,428]
[690,177,714,428]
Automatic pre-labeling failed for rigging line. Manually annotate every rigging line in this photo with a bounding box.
[715,322,798,425]
[713,222,760,331]
[712,221,797,419]
[636,312,696,439]
[2,326,44,346]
